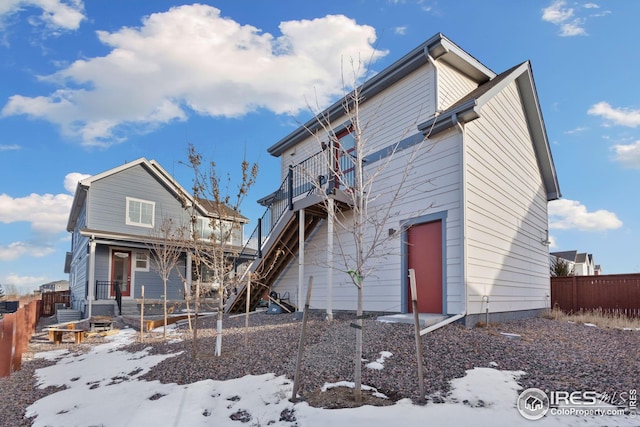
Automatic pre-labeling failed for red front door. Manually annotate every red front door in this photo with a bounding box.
[407,220,443,313]
[111,251,132,297]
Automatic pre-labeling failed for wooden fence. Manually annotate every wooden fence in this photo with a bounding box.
[40,290,70,317]
[0,300,41,377]
[551,273,640,317]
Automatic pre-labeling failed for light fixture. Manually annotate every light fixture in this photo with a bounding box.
[541,229,551,246]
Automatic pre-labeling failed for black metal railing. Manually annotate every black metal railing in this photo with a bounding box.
[95,280,122,315]
[234,144,355,273]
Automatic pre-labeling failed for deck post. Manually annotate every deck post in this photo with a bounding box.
[288,165,294,211]
[298,209,305,313]
[326,198,334,321]
[257,218,263,258]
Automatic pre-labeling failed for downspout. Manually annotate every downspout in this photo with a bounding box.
[419,117,468,336]
[425,49,439,116]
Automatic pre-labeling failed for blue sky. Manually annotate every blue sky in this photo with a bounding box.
[1,0,638,294]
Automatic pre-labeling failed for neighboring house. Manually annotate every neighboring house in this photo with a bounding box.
[550,250,597,276]
[65,158,249,317]
[227,33,561,326]
[39,280,69,293]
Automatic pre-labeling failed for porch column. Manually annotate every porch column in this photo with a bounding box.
[326,198,334,321]
[298,209,305,313]
[87,237,96,319]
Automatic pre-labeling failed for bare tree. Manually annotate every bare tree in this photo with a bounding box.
[148,216,188,339]
[297,58,436,402]
[183,143,258,357]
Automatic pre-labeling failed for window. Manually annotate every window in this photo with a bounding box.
[335,127,356,188]
[194,217,233,243]
[135,252,149,271]
[126,197,155,227]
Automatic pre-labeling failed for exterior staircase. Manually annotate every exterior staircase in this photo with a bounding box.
[225,147,354,313]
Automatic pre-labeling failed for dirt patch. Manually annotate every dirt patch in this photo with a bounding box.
[300,386,396,409]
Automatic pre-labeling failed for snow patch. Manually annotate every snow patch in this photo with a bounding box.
[366,351,393,370]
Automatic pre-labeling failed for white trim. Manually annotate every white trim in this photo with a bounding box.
[109,247,134,299]
[134,251,150,272]
[125,197,155,228]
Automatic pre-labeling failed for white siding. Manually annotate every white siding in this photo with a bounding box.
[279,65,437,180]
[464,81,550,315]
[436,60,478,111]
[273,130,464,314]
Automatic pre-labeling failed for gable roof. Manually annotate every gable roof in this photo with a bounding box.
[66,158,247,232]
[267,33,495,158]
[551,250,578,262]
[417,61,561,201]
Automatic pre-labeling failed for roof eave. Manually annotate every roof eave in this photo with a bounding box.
[268,33,495,158]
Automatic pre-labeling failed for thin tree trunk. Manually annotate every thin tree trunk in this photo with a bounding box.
[140,285,145,343]
[163,278,168,339]
[193,279,200,359]
[354,285,363,403]
[215,279,223,357]
[292,276,314,401]
[183,281,192,332]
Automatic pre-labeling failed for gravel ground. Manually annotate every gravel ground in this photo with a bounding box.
[1,312,639,426]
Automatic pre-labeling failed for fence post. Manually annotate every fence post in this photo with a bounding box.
[11,309,21,373]
[572,275,578,313]
[0,315,14,377]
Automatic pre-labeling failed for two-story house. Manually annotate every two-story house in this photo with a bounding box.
[65,157,249,317]
[227,33,561,326]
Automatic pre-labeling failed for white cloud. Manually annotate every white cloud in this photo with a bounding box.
[0,144,21,151]
[64,172,90,193]
[541,1,605,36]
[0,241,55,261]
[564,126,588,134]
[612,140,640,169]
[394,26,407,35]
[0,273,50,293]
[1,5,387,147]
[588,101,640,128]
[0,192,72,234]
[559,19,587,36]
[542,0,574,24]
[0,0,85,31]
[549,199,622,231]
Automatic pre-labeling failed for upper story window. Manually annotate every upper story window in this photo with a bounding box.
[126,197,155,228]
[194,216,233,243]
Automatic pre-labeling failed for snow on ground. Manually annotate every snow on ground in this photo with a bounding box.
[365,350,392,370]
[27,329,638,427]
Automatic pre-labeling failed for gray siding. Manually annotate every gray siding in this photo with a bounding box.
[87,164,191,236]
[69,207,89,311]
